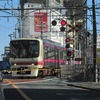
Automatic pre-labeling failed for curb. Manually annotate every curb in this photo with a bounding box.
[67,84,100,92]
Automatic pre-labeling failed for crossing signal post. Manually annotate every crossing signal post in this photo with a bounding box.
[65,19,83,64]
[65,21,75,63]
[65,36,74,64]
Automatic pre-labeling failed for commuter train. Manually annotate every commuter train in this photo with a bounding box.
[9,38,66,77]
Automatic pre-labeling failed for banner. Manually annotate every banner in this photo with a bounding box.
[34,12,48,32]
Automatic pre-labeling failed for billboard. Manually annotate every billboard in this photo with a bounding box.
[34,12,48,32]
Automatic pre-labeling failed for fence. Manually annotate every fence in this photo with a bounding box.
[61,64,100,82]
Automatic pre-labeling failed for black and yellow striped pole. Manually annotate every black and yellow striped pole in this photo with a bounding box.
[92,0,97,82]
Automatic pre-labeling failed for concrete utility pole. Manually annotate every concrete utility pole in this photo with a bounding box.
[92,0,97,82]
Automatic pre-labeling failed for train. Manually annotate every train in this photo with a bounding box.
[9,38,66,77]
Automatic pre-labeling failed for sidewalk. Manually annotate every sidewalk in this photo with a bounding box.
[66,82,100,92]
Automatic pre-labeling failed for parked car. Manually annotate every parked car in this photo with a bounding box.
[0,61,11,75]
[0,70,3,82]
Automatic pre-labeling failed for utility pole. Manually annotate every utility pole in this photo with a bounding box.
[20,0,26,38]
[92,0,97,82]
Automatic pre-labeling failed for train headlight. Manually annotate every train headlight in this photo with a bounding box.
[31,63,34,66]
[14,63,17,66]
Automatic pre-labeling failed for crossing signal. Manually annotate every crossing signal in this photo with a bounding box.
[65,37,71,49]
[67,50,72,57]
[65,38,70,42]
[52,20,57,26]
[67,50,74,58]
[61,20,66,26]
[60,26,65,32]
[75,20,83,32]
[51,19,67,32]
[65,44,70,48]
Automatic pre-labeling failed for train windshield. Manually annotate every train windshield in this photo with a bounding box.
[10,40,39,58]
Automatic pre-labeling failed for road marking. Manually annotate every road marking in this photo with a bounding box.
[2,77,58,86]
[5,79,32,100]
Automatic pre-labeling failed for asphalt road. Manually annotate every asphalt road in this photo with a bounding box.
[3,88,100,100]
[1,77,100,100]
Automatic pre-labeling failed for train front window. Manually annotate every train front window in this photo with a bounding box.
[10,40,39,58]
[28,41,39,57]
[10,41,19,58]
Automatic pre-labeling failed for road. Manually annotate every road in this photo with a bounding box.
[0,76,100,100]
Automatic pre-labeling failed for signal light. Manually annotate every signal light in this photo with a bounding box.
[65,38,70,42]
[67,59,70,61]
[52,20,57,26]
[75,21,82,32]
[65,44,70,48]
[65,37,70,48]
[61,20,66,26]
[67,50,72,57]
[60,26,65,32]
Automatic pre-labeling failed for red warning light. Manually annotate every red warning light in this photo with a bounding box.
[61,20,66,26]
[65,38,70,42]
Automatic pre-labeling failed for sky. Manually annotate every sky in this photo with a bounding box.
[0,0,19,59]
[87,0,100,34]
[0,0,100,60]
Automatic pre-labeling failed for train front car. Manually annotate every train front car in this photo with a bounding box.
[9,38,43,77]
